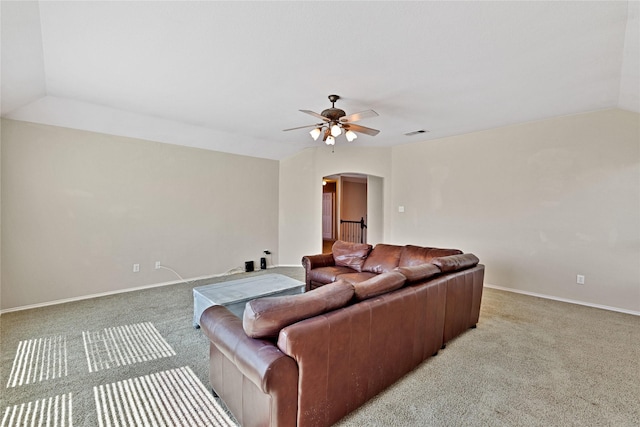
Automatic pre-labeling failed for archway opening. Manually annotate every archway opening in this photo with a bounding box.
[321,173,382,253]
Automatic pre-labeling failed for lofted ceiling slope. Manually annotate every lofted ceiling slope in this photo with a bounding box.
[1,1,639,160]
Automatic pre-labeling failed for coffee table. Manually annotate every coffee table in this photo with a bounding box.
[193,273,304,327]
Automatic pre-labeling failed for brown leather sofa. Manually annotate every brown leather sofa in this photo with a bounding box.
[303,242,483,344]
[302,241,463,291]
[200,242,484,427]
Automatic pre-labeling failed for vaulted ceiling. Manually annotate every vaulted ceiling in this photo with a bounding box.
[2,1,638,160]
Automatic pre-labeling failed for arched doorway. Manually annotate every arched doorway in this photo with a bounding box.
[321,173,383,253]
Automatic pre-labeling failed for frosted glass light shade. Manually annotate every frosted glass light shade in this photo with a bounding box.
[326,136,335,145]
[310,128,322,140]
[330,124,342,137]
[345,130,358,142]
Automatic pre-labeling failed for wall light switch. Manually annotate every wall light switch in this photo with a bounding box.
[398,206,405,213]
[133,264,140,273]
[576,274,585,285]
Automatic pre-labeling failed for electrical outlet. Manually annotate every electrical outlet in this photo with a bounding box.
[576,274,585,285]
[155,261,161,270]
[133,264,140,273]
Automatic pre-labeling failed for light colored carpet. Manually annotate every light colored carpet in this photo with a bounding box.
[337,286,640,427]
[0,269,308,426]
[1,267,638,426]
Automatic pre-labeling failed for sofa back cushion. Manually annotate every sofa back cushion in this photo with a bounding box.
[431,253,479,273]
[362,244,403,273]
[353,271,406,301]
[243,280,354,339]
[395,263,441,283]
[332,240,373,272]
[398,245,463,267]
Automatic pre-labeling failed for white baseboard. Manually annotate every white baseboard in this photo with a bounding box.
[0,272,227,315]
[6,271,633,317]
[484,283,640,316]
[0,265,303,315]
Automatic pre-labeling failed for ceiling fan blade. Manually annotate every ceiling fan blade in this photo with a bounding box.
[300,109,330,121]
[340,109,379,123]
[283,123,324,132]
[345,123,380,136]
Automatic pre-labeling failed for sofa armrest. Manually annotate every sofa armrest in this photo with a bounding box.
[200,305,298,426]
[302,253,335,270]
[200,305,298,393]
[301,253,335,290]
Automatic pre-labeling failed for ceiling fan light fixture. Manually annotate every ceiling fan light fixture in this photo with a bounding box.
[284,95,380,148]
[310,127,322,140]
[345,130,358,142]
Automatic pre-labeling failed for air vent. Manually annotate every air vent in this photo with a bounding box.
[404,129,430,136]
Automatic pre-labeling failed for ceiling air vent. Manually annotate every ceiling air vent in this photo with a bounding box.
[404,129,429,136]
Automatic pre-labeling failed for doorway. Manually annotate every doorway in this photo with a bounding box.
[322,173,383,253]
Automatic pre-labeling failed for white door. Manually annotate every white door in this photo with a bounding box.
[322,193,334,239]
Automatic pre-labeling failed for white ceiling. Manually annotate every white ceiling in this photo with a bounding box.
[2,1,639,160]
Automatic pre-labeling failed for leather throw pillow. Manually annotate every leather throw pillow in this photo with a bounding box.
[332,240,372,273]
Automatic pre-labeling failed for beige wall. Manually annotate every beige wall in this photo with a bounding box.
[391,109,640,312]
[341,180,367,223]
[3,109,638,313]
[1,119,280,310]
[279,146,392,265]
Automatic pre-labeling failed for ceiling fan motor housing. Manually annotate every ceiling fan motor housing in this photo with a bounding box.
[321,107,346,121]
[322,94,346,121]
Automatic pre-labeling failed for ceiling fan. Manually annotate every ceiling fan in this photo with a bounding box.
[283,95,380,145]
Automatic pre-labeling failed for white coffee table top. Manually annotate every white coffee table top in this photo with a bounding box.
[193,273,304,326]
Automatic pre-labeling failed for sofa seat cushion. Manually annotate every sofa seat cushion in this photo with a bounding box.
[431,253,479,273]
[332,240,373,272]
[243,280,354,339]
[353,271,406,301]
[309,265,356,285]
[362,244,403,274]
[395,263,441,283]
[398,245,463,267]
[334,271,377,285]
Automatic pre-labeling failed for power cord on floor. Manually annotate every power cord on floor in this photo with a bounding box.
[158,265,197,285]
[224,266,245,275]
[158,263,247,286]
